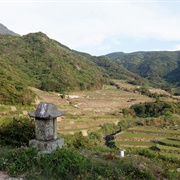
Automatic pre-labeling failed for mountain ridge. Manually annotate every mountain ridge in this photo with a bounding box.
[0,23,19,35]
[0,30,146,104]
[106,51,180,93]
[1,23,180,104]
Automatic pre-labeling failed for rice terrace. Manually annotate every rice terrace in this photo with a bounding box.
[0,23,180,179]
[1,79,179,179]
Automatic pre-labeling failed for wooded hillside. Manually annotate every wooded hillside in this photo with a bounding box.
[0,32,139,104]
[106,51,180,93]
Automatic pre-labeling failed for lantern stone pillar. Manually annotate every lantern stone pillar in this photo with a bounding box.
[28,102,65,154]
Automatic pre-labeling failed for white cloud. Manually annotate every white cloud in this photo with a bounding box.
[1,1,180,54]
[169,44,180,51]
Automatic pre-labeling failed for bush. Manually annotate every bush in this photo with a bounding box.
[35,147,93,179]
[89,131,102,143]
[64,132,94,149]
[122,108,135,117]
[131,101,180,117]
[1,145,178,179]
[100,123,120,135]
[0,147,155,179]
[135,87,151,96]
[118,118,135,130]
[0,117,35,146]
[0,78,35,105]
[138,149,156,158]
[0,147,37,176]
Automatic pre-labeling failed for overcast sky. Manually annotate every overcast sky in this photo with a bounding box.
[1,0,180,55]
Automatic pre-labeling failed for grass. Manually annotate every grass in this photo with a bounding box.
[0,105,9,112]
[115,125,180,154]
[58,126,96,132]
[168,137,180,142]
[157,144,180,152]
[128,127,180,136]
[160,152,180,159]
[116,132,165,139]
[116,141,155,147]
[158,138,180,148]
[0,117,15,125]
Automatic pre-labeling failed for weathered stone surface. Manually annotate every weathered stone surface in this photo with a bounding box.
[35,119,57,140]
[28,102,65,154]
[29,102,64,120]
[29,138,64,154]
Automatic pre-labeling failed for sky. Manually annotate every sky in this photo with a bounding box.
[1,0,180,55]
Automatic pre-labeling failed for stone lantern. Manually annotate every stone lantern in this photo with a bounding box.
[28,102,65,154]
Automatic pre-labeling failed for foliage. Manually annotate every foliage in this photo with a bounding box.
[118,118,136,130]
[139,149,180,164]
[119,111,180,132]
[0,147,161,179]
[1,146,179,179]
[65,132,92,149]
[131,101,180,117]
[0,116,179,179]
[107,51,180,91]
[0,117,35,146]
[0,147,37,176]
[135,86,151,96]
[0,33,105,104]
[0,75,35,105]
[100,123,120,135]
[31,147,94,180]
[90,55,147,83]
[122,108,136,117]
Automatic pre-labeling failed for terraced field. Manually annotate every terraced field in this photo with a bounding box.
[0,80,180,163]
[115,126,180,157]
[0,104,34,125]
[31,84,152,135]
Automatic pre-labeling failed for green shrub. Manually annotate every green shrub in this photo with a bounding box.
[122,108,135,117]
[138,149,157,158]
[131,101,180,117]
[65,132,92,149]
[100,123,120,135]
[0,147,37,176]
[89,131,102,142]
[1,146,177,179]
[35,147,93,179]
[0,117,35,146]
[0,78,35,105]
[135,87,151,96]
[118,118,135,130]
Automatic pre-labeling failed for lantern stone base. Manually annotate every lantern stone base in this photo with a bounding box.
[29,138,64,154]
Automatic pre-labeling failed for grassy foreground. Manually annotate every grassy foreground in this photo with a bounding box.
[0,116,179,179]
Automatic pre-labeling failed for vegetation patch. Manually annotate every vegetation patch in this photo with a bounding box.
[0,117,35,146]
[131,101,180,117]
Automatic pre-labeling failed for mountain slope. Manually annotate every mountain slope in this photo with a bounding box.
[0,23,19,35]
[106,51,180,90]
[1,31,148,104]
[0,32,106,94]
[89,55,148,84]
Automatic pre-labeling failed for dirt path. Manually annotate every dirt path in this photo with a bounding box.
[0,171,23,180]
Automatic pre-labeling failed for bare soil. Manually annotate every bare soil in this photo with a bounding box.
[0,171,23,180]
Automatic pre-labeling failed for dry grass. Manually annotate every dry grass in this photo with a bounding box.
[1,81,176,135]
[32,82,153,135]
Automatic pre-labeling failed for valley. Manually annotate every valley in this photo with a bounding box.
[0,24,180,179]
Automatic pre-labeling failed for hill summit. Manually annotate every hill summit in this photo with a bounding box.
[0,32,106,92]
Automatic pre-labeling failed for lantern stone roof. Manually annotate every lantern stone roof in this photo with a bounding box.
[29,102,65,120]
